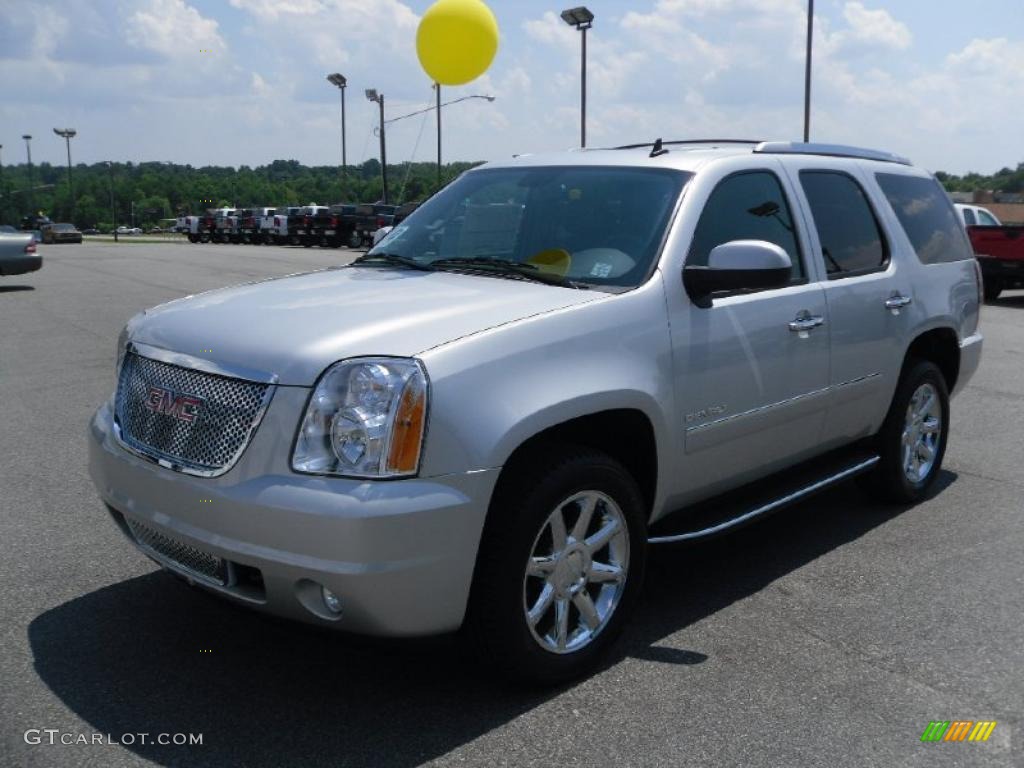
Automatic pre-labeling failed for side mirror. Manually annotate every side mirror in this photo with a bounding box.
[684,240,792,308]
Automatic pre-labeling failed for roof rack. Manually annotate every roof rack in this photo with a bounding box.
[754,141,911,165]
[615,139,763,150]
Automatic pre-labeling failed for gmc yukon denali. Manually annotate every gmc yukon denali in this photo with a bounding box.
[89,141,983,682]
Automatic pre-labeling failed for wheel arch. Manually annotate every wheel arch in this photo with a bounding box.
[903,326,960,392]
[492,406,660,520]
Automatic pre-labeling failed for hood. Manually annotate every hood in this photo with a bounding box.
[128,266,598,385]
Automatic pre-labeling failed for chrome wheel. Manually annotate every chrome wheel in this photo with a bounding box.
[523,491,629,655]
[902,382,942,483]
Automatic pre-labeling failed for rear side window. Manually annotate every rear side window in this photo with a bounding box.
[875,173,972,263]
[978,209,999,226]
[962,208,977,227]
[688,171,805,282]
[799,171,888,277]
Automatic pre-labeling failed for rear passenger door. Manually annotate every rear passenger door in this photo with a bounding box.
[783,163,914,444]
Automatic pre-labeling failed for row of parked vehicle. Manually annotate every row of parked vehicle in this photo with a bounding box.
[175,202,419,248]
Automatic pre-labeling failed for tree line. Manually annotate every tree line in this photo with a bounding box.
[0,159,480,229]
[1,157,1022,230]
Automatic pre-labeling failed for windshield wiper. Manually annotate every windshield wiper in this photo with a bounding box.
[430,256,588,289]
[351,252,435,271]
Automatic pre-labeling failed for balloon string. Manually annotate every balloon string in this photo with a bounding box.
[397,100,432,203]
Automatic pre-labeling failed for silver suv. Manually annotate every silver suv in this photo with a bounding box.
[89,140,983,682]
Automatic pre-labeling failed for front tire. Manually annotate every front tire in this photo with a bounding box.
[466,445,647,684]
[862,359,950,504]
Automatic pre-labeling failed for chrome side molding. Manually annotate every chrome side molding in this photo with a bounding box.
[648,456,880,544]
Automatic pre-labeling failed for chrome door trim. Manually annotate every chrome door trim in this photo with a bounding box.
[686,385,830,435]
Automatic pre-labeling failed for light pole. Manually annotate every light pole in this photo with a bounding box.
[365,89,388,204]
[0,144,4,224]
[561,6,594,148]
[106,161,117,239]
[22,135,34,216]
[53,128,77,223]
[326,73,348,187]
[803,0,814,143]
[386,93,496,191]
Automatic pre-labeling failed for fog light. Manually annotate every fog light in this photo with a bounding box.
[322,586,343,615]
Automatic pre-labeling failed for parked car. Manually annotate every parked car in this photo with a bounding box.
[0,232,42,276]
[954,203,1002,228]
[287,204,329,247]
[81,228,100,235]
[352,203,397,246]
[42,223,83,244]
[89,141,982,683]
[0,224,16,233]
[238,207,276,244]
[116,226,142,235]
[964,230,1024,302]
[269,206,302,245]
[310,203,359,248]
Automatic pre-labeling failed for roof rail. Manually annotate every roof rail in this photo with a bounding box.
[754,141,911,165]
[615,139,763,150]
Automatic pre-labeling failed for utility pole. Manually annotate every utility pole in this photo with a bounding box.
[436,83,442,188]
[22,135,34,216]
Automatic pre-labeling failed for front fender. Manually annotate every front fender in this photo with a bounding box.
[418,274,675,502]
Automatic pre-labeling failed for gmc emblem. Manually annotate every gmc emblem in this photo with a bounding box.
[144,386,203,423]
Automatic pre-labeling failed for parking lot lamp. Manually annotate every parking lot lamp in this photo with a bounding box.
[22,135,34,216]
[326,74,348,185]
[53,128,77,223]
[365,89,389,204]
[560,6,594,148]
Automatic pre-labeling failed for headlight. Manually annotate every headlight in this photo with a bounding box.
[292,357,428,478]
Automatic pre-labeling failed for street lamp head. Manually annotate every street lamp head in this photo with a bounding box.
[326,73,347,88]
[483,95,496,102]
[53,128,77,138]
[22,135,32,141]
[365,88,380,103]
[560,6,594,28]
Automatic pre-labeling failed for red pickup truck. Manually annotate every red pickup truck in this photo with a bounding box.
[967,225,1024,301]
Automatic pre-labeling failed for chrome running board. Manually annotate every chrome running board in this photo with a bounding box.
[648,455,880,545]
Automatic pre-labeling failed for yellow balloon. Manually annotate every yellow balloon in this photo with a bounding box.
[416,0,499,86]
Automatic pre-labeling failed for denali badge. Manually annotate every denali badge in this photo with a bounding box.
[143,386,203,423]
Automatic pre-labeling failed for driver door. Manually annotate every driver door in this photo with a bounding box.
[667,166,830,504]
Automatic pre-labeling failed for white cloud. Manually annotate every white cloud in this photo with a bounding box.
[834,2,912,51]
[126,0,226,59]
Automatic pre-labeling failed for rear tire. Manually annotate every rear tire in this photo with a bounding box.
[861,359,950,504]
[465,445,647,684]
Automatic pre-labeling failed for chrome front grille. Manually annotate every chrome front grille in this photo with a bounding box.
[114,350,274,476]
[126,518,229,585]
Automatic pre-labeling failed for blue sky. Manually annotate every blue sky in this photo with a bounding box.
[1,0,1022,175]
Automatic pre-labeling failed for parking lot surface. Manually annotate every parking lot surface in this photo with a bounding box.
[1,241,1021,767]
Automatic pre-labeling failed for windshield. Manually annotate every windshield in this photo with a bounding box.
[367,165,689,290]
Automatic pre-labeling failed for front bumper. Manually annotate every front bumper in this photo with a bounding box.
[88,391,499,636]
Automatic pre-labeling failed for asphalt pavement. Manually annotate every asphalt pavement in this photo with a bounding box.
[1,240,1021,767]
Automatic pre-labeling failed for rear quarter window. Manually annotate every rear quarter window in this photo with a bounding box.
[875,173,973,264]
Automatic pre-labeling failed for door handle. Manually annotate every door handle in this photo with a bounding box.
[885,294,912,312]
[788,312,825,333]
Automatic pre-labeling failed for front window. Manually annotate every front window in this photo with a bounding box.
[367,165,688,290]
